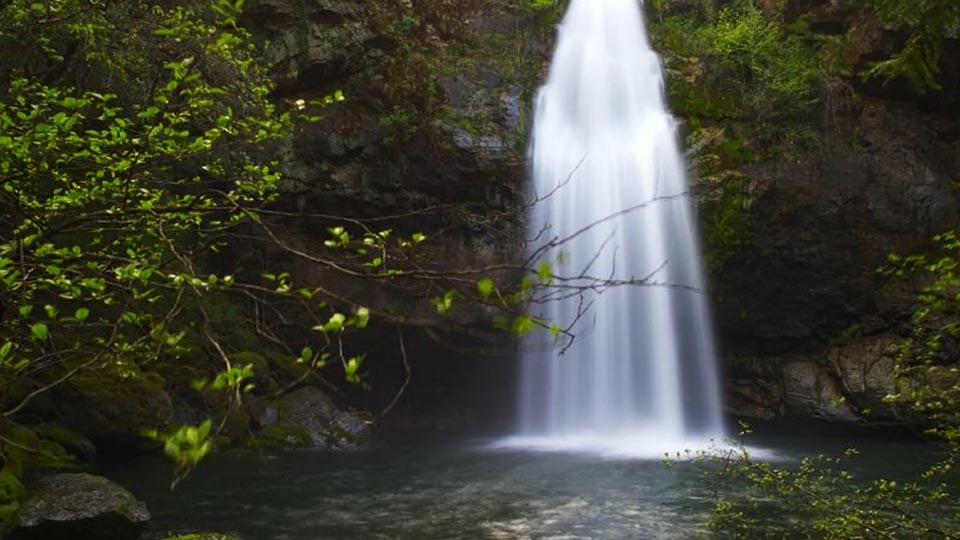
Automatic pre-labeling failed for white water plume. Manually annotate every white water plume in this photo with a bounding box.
[512,0,726,455]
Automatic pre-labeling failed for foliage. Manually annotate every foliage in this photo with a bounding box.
[0,0,361,479]
[886,230,960,442]
[704,440,957,539]
[146,420,215,489]
[656,1,820,146]
[864,0,960,92]
[708,2,819,115]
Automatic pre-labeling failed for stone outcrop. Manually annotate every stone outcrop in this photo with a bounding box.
[726,335,904,423]
[232,0,553,429]
[255,386,371,449]
[711,97,959,353]
[8,474,150,540]
[54,370,172,450]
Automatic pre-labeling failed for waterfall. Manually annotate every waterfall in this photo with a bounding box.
[509,0,725,455]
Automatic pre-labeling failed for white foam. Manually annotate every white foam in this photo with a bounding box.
[488,434,783,462]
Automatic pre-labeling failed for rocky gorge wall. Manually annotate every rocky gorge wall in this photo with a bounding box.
[231,0,557,430]
[686,1,960,423]
[239,0,960,428]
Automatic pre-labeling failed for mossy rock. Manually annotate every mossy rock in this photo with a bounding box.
[0,423,73,476]
[1,424,41,477]
[151,357,209,396]
[0,469,26,504]
[1,376,57,418]
[251,425,313,448]
[163,533,241,540]
[252,387,370,450]
[0,501,20,527]
[57,367,171,450]
[32,425,96,462]
[261,349,311,386]
[230,351,278,395]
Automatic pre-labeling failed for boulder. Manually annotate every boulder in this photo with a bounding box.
[726,334,906,424]
[9,474,149,540]
[56,369,172,450]
[32,424,97,462]
[256,386,370,449]
[828,336,901,421]
[782,358,860,422]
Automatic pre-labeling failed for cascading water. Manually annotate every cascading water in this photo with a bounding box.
[508,0,725,455]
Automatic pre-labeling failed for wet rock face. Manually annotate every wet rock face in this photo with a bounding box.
[240,0,547,224]
[9,474,149,540]
[726,335,902,422]
[233,2,549,430]
[713,96,960,353]
[243,0,375,94]
[256,387,370,449]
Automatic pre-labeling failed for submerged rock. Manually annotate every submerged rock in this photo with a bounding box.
[9,473,149,540]
[256,386,370,449]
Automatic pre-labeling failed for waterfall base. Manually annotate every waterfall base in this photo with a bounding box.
[489,434,779,461]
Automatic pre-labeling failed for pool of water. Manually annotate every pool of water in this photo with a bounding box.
[105,424,937,540]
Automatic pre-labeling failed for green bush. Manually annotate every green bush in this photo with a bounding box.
[865,0,960,92]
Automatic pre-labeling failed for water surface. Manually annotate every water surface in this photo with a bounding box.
[106,425,936,540]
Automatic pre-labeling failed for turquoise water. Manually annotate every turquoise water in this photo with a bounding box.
[106,425,937,540]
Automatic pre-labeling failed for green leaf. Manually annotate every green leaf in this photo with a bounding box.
[355,307,370,329]
[0,342,12,360]
[432,290,457,314]
[549,323,561,339]
[344,355,364,383]
[512,315,534,337]
[477,278,494,299]
[75,307,90,321]
[537,261,553,283]
[316,313,346,333]
[31,323,49,340]
[18,305,32,318]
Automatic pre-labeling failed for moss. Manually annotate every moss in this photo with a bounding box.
[0,501,19,529]
[263,349,311,386]
[33,424,96,461]
[252,425,312,448]
[61,366,171,449]
[2,424,41,477]
[0,468,25,504]
[152,352,210,395]
[701,177,757,274]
